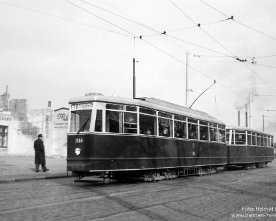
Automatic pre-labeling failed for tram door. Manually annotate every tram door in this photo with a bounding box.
[0,126,8,148]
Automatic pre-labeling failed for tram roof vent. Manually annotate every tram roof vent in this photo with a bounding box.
[85,92,104,96]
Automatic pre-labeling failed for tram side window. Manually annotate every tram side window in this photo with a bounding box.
[235,131,246,145]
[95,110,102,132]
[140,111,157,135]
[267,136,271,147]
[106,110,123,133]
[70,110,92,132]
[158,117,172,137]
[257,134,261,146]
[252,133,257,145]
[263,135,267,147]
[209,123,217,141]
[124,112,137,134]
[247,132,252,145]
[199,121,208,140]
[188,119,198,139]
[174,120,186,138]
[218,125,225,142]
[226,131,234,144]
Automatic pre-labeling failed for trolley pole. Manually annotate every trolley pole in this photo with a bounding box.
[185,52,189,107]
[133,58,136,99]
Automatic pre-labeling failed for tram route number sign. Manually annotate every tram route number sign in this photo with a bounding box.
[71,103,93,111]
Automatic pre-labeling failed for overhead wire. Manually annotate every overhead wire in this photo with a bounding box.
[141,38,266,111]
[168,0,276,94]
[79,0,160,34]
[8,0,272,112]
[65,0,137,37]
[168,0,235,57]
[65,0,270,112]
[78,0,230,57]
[198,0,276,41]
[0,1,132,38]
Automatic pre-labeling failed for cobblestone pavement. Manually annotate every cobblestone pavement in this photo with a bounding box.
[0,161,275,221]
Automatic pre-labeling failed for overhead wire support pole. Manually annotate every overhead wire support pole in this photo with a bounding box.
[189,80,216,108]
[133,37,137,99]
[133,57,136,99]
[185,52,189,107]
[249,91,252,128]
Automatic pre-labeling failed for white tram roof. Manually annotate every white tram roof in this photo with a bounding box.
[226,125,273,137]
[69,94,225,125]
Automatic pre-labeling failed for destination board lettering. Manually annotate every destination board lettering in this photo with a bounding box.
[71,103,93,110]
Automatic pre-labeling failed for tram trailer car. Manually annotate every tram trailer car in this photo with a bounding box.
[226,126,274,169]
[67,94,227,180]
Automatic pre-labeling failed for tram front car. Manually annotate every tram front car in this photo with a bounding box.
[67,94,227,178]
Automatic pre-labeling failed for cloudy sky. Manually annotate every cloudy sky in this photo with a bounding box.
[1,0,276,135]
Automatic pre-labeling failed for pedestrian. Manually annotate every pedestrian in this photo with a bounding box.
[34,134,49,172]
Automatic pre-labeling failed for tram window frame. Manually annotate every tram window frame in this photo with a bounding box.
[105,110,123,133]
[209,123,217,142]
[124,112,137,134]
[218,124,225,143]
[158,112,172,137]
[106,104,124,110]
[252,133,257,145]
[263,135,267,147]
[174,116,187,139]
[257,134,261,146]
[267,136,271,147]
[70,109,92,133]
[199,121,208,141]
[235,130,246,145]
[247,131,252,146]
[95,110,103,132]
[139,108,157,136]
[226,130,234,144]
[188,118,198,140]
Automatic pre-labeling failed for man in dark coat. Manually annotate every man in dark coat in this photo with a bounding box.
[34,134,49,172]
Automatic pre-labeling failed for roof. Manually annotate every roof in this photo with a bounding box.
[69,94,225,124]
[54,107,69,112]
[226,125,273,137]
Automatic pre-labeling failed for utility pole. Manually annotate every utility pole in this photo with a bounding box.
[185,52,189,107]
[133,58,136,99]
[248,91,252,128]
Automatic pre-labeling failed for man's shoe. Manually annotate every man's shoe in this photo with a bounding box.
[35,170,39,172]
[43,169,49,172]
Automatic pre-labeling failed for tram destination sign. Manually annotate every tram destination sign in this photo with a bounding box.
[71,103,93,111]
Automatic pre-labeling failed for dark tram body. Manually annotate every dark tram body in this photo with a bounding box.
[226,126,274,168]
[67,94,227,179]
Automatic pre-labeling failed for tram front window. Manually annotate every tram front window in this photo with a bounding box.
[70,110,92,133]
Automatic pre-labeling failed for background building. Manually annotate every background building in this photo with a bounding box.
[0,86,68,157]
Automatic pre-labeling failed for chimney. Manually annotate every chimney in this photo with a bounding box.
[48,101,51,108]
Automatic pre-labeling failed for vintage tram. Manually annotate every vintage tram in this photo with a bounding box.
[67,94,227,180]
[226,126,274,169]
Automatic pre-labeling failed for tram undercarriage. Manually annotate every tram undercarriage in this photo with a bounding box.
[73,165,222,183]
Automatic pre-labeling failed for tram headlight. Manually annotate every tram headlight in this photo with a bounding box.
[75,147,81,155]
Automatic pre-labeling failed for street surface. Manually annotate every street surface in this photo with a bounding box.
[0,161,276,221]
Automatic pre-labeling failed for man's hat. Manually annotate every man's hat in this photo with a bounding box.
[38,134,43,138]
